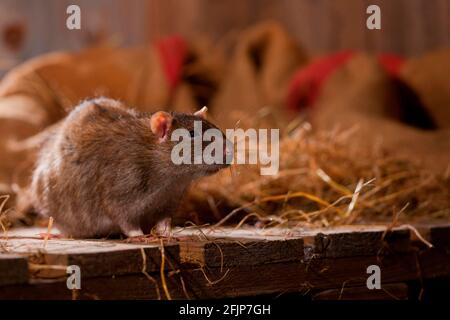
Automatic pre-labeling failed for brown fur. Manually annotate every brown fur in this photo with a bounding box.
[25,98,229,238]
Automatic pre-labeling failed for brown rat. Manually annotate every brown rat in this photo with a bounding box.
[24,97,231,238]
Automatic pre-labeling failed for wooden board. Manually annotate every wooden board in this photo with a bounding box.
[1,229,179,279]
[0,254,28,286]
[2,0,448,71]
[178,250,450,299]
[0,273,187,300]
[1,247,449,300]
[312,283,409,300]
[176,227,304,267]
[176,225,410,266]
[412,222,450,249]
[0,222,449,300]
[301,225,411,258]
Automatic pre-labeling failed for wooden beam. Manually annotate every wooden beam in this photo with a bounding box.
[176,227,304,267]
[180,249,449,299]
[312,283,409,300]
[412,222,450,249]
[0,273,187,300]
[1,231,179,279]
[1,223,449,299]
[301,225,411,258]
[0,254,28,286]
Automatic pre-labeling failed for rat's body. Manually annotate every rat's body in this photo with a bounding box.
[27,98,229,238]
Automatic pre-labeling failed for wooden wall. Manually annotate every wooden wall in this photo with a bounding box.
[0,0,449,75]
[149,0,450,55]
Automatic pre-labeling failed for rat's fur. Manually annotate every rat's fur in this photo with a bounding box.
[25,98,229,238]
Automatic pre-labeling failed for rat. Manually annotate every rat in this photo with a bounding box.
[23,97,231,238]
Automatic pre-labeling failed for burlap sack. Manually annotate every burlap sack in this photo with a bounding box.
[286,51,405,112]
[310,53,450,173]
[0,38,224,209]
[400,48,450,128]
[211,21,308,129]
[172,37,224,113]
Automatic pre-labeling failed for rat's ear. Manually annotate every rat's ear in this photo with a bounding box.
[194,106,208,120]
[150,111,173,142]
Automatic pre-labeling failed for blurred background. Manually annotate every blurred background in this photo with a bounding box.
[0,0,449,76]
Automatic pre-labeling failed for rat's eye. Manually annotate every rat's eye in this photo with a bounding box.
[189,129,201,138]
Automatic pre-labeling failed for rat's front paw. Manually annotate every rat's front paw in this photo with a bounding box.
[154,217,172,238]
[125,229,144,237]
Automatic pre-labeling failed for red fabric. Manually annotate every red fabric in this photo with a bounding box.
[287,51,405,111]
[287,51,354,111]
[155,35,188,91]
[378,53,404,76]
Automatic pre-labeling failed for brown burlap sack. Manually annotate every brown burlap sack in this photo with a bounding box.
[310,53,450,173]
[172,38,224,113]
[400,48,450,128]
[0,39,224,209]
[210,21,308,129]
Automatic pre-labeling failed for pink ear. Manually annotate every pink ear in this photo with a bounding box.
[150,112,172,142]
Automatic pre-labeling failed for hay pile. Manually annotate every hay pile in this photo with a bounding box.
[179,121,450,228]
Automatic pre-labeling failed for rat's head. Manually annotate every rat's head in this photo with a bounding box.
[149,107,233,178]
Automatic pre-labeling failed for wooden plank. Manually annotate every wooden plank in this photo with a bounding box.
[178,249,450,299]
[174,224,414,266]
[429,224,450,249]
[176,227,304,267]
[1,223,449,299]
[0,273,187,300]
[1,228,179,279]
[312,283,409,300]
[2,0,450,66]
[301,225,411,258]
[1,247,448,299]
[0,254,28,286]
[412,222,450,249]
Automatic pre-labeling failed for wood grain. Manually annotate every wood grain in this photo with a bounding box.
[179,249,450,299]
[0,254,28,286]
[0,223,449,299]
[1,0,449,77]
[0,273,187,300]
[301,225,411,258]
[177,227,304,267]
[1,234,179,279]
[412,222,450,248]
[312,283,409,300]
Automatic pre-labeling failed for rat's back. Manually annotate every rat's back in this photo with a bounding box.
[29,98,154,237]
[27,97,229,238]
